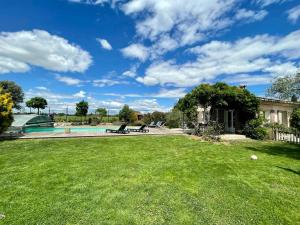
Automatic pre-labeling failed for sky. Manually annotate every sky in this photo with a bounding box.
[0,0,300,114]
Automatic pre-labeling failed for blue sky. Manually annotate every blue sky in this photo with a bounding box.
[0,0,299,113]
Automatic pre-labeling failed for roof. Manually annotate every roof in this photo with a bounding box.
[258,97,300,106]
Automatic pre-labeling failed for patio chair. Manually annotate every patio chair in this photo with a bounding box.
[148,121,156,127]
[105,124,129,134]
[128,125,149,133]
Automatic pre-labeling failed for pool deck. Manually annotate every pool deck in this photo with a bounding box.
[1,126,186,139]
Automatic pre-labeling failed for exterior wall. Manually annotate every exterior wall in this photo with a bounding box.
[259,100,299,127]
[197,98,299,133]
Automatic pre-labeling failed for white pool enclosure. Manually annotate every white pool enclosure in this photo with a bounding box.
[8,114,54,132]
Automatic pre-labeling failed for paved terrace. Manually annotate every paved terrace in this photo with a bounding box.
[1,125,185,139]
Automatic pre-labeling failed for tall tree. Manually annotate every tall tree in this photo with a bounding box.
[76,100,89,117]
[26,99,34,113]
[267,72,300,101]
[119,105,136,123]
[29,97,48,114]
[0,81,24,109]
[95,108,107,123]
[0,89,14,134]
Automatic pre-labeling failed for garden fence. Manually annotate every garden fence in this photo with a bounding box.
[273,128,300,144]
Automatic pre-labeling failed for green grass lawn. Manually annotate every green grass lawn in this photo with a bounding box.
[0,136,299,225]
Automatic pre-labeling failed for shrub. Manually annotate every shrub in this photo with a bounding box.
[166,109,182,128]
[131,120,145,126]
[290,108,300,131]
[0,90,14,134]
[243,117,267,140]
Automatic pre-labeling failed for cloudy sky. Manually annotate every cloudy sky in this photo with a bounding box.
[0,0,300,113]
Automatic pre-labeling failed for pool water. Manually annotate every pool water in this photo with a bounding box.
[24,127,107,133]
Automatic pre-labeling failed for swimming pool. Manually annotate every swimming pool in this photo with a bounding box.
[24,127,107,133]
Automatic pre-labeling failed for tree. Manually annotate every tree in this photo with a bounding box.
[267,72,300,101]
[29,97,48,114]
[166,108,182,128]
[76,100,89,117]
[176,82,259,130]
[290,108,300,131]
[0,80,24,109]
[26,99,34,113]
[151,111,166,122]
[95,108,107,122]
[119,105,136,123]
[0,89,14,134]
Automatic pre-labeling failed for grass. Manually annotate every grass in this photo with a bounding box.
[0,135,299,225]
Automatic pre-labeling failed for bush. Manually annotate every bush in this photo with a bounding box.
[131,120,145,126]
[290,108,300,131]
[166,109,181,128]
[0,91,14,134]
[243,117,267,140]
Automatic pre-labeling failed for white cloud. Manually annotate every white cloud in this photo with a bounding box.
[68,0,109,5]
[130,99,170,113]
[122,0,236,48]
[93,78,128,87]
[0,30,92,74]
[105,88,186,98]
[222,74,273,86]
[235,9,268,22]
[121,44,149,61]
[55,74,83,86]
[0,56,29,73]
[96,38,112,50]
[287,5,300,24]
[254,0,288,7]
[152,88,187,98]
[122,65,138,78]
[73,90,86,98]
[122,70,136,78]
[137,30,300,87]
[36,86,48,90]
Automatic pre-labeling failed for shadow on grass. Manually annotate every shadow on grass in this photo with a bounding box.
[0,134,24,142]
[245,143,300,160]
[276,166,300,176]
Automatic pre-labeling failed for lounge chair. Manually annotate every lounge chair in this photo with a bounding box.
[148,121,156,127]
[128,125,149,133]
[157,121,165,127]
[105,124,129,134]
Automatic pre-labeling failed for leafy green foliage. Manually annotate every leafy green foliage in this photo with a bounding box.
[95,108,107,117]
[166,108,182,128]
[118,105,137,123]
[28,97,48,114]
[76,100,89,117]
[176,82,259,130]
[290,108,300,131]
[0,89,14,133]
[0,80,24,109]
[243,117,267,140]
[95,108,107,123]
[142,111,167,125]
[267,73,300,100]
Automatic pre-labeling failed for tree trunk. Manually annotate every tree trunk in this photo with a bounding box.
[38,108,40,115]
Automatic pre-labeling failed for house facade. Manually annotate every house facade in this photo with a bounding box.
[259,97,299,127]
[197,97,299,133]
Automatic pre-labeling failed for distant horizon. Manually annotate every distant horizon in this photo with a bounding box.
[1,0,300,113]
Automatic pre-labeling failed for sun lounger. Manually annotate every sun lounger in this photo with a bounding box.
[128,125,149,133]
[105,124,129,134]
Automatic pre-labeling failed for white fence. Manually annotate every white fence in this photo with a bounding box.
[273,129,300,144]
